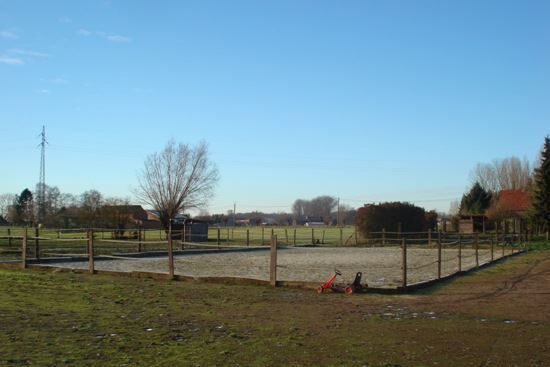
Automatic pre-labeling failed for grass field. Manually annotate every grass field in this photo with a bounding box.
[1,246,549,366]
[0,225,359,247]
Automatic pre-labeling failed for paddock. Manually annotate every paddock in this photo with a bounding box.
[33,245,513,288]
[0,228,527,290]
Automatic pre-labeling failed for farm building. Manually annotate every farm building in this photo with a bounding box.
[171,215,209,242]
[459,215,487,234]
[492,190,531,233]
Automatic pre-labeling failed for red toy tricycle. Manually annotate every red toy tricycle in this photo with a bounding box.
[317,269,367,294]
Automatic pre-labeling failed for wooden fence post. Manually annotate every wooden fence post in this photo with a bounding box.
[398,222,402,239]
[355,229,358,246]
[475,232,479,266]
[285,229,289,244]
[138,228,142,253]
[88,229,95,274]
[437,231,442,279]
[34,227,40,260]
[491,238,495,262]
[428,229,432,247]
[184,229,189,250]
[458,234,462,272]
[7,228,12,247]
[293,228,296,246]
[142,229,146,252]
[311,228,314,244]
[402,238,407,289]
[246,229,250,247]
[382,228,386,245]
[168,224,174,279]
[21,228,27,269]
[217,228,221,249]
[261,227,265,245]
[270,235,278,287]
[339,227,343,246]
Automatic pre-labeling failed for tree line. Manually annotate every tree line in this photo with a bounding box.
[454,136,550,232]
[0,185,137,230]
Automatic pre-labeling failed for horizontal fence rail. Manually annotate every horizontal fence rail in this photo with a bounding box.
[0,225,535,290]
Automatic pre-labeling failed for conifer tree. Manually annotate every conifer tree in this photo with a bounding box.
[460,182,492,215]
[532,136,550,230]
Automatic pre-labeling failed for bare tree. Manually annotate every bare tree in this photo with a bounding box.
[0,193,16,220]
[79,190,104,227]
[292,199,307,222]
[292,196,337,224]
[336,203,353,225]
[470,157,532,192]
[448,200,460,216]
[470,163,499,192]
[134,140,219,229]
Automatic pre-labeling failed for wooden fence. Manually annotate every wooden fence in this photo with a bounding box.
[0,227,531,290]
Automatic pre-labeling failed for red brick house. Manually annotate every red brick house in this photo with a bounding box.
[489,190,531,233]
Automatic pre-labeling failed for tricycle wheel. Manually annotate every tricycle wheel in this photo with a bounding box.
[345,287,354,295]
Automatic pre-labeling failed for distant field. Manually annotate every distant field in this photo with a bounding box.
[0,225,358,246]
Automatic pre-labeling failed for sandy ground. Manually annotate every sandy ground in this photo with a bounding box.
[40,246,510,288]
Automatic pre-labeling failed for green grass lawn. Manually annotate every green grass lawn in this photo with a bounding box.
[1,248,549,366]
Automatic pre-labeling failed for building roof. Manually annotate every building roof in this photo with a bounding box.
[498,190,530,213]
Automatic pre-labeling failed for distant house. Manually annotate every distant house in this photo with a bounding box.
[103,205,161,229]
[494,190,530,233]
[235,219,250,226]
[496,190,530,217]
[304,221,325,227]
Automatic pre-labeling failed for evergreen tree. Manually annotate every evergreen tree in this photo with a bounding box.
[460,182,492,215]
[14,188,34,225]
[532,136,550,229]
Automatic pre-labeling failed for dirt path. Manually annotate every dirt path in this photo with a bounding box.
[348,250,550,323]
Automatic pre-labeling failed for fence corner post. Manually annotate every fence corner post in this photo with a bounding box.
[270,235,278,287]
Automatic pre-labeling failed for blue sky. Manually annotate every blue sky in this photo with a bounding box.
[1,0,548,214]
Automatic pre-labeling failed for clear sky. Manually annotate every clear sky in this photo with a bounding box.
[1,0,548,214]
